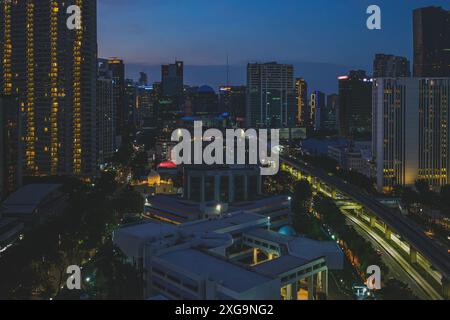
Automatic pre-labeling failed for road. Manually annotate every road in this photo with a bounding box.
[344,210,443,300]
[282,156,450,283]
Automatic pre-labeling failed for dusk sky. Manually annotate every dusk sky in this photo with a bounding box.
[98,0,449,93]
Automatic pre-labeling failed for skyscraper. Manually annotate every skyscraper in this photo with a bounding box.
[338,70,373,137]
[0,95,22,200]
[97,60,115,165]
[125,79,139,128]
[373,54,411,78]
[373,78,450,191]
[246,62,296,128]
[218,85,246,124]
[295,78,308,127]
[106,58,126,138]
[138,72,148,86]
[310,91,326,131]
[413,6,450,77]
[161,61,184,97]
[325,94,339,131]
[0,0,98,176]
[136,83,154,125]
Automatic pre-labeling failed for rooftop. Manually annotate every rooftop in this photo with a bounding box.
[244,228,294,245]
[157,248,274,293]
[145,194,288,223]
[288,237,344,270]
[252,255,310,277]
[180,212,267,235]
[2,184,62,215]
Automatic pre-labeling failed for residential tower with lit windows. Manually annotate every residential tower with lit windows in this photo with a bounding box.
[0,0,98,177]
[373,78,450,191]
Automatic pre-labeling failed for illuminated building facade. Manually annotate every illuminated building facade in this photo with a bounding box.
[246,62,296,128]
[295,78,308,127]
[373,78,450,191]
[0,0,97,176]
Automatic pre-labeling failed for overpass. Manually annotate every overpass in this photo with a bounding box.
[281,156,450,299]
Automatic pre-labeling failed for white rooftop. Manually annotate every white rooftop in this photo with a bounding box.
[157,248,274,293]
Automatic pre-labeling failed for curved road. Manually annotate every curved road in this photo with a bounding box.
[282,156,450,283]
[345,211,443,300]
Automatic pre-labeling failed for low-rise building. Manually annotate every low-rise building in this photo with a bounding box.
[144,195,291,228]
[1,184,65,226]
[132,171,179,196]
[328,143,373,177]
[114,211,343,300]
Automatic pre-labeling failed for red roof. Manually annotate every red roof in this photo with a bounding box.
[158,161,177,169]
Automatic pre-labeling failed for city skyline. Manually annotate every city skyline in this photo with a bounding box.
[98,0,449,92]
[1,0,450,302]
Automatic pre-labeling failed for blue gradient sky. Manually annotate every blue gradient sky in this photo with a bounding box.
[98,0,449,93]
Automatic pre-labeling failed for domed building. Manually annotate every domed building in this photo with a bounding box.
[132,170,178,196]
[147,171,161,186]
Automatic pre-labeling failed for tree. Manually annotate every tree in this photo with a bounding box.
[292,180,313,214]
[415,180,438,206]
[114,189,145,215]
[94,242,142,299]
[314,195,346,234]
[401,187,419,208]
[378,279,417,300]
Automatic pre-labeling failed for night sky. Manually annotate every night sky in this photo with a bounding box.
[98,0,449,93]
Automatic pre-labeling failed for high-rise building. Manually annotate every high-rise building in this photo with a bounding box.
[338,70,373,137]
[0,95,22,200]
[219,85,246,125]
[373,54,411,78]
[0,0,98,176]
[106,58,126,137]
[246,62,296,128]
[138,72,148,86]
[125,79,139,127]
[310,91,326,131]
[136,84,154,123]
[185,86,219,116]
[295,78,308,127]
[325,94,339,131]
[97,60,115,165]
[373,78,450,192]
[413,6,450,77]
[161,61,184,97]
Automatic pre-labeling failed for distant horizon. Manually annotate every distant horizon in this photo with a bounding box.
[120,60,371,94]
